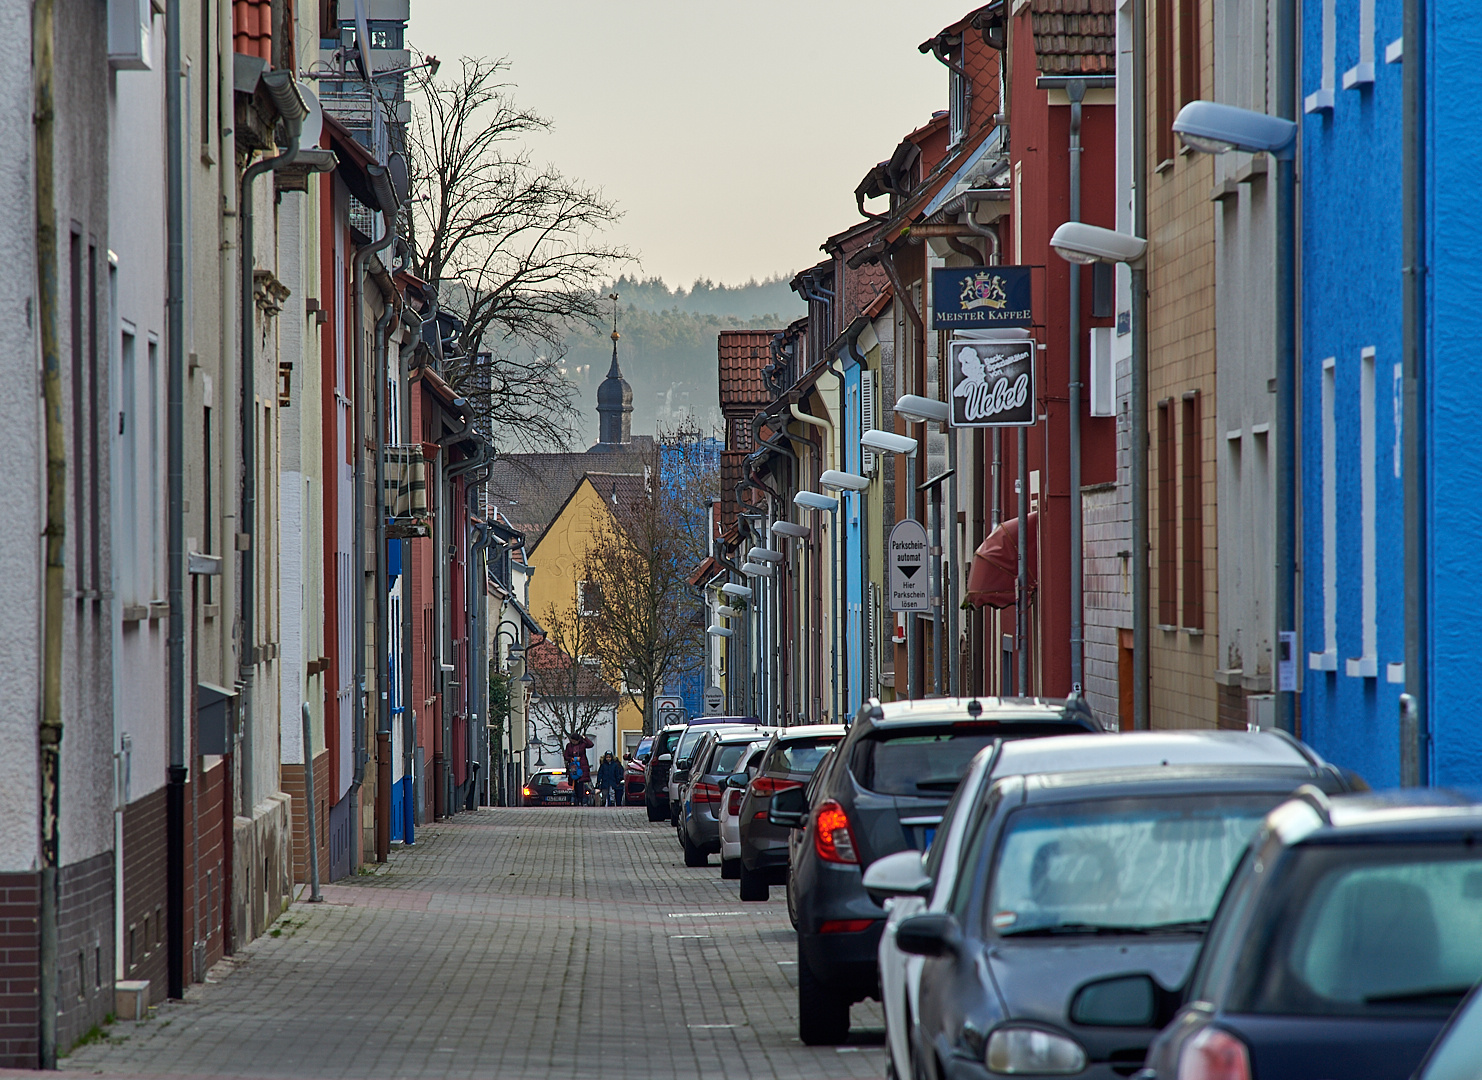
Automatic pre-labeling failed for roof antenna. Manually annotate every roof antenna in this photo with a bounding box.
[967,699,983,718]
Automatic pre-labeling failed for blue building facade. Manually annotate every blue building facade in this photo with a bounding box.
[1302,0,1482,786]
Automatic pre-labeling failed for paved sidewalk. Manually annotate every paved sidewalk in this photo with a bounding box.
[56,808,884,1080]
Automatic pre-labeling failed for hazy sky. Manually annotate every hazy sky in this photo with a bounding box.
[410,1,975,288]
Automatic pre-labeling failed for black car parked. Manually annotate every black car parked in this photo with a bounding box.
[1133,789,1482,1080]
[737,724,846,902]
[895,732,1358,1080]
[771,696,1102,1045]
[644,724,687,822]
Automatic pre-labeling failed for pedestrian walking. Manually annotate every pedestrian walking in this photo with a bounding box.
[564,734,595,806]
[596,752,623,807]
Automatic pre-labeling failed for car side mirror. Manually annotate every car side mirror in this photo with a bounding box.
[657,753,672,764]
[1069,973,1181,1028]
[769,785,809,828]
[895,912,962,958]
[726,772,750,789]
[862,849,932,906]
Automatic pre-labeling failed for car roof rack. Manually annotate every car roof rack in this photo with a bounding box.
[1292,783,1333,825]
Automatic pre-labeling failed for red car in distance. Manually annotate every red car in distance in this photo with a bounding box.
[522,768,573,807]
[624,737,653,806]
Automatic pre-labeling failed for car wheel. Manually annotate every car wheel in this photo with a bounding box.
[721,858,740,880]
[738,862,768,901]
[646,801,664,822]
[670,804,680,828]
[682,831,708,867]
[785,877,799,929]
[797,943,850,1045]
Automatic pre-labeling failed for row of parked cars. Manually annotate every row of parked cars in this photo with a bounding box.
[643,699,1482,1080]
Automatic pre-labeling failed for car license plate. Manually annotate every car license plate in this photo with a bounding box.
[922,827,936,850]
[551,795,568,803]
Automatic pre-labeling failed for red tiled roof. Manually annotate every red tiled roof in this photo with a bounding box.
[862,285,895,320]
[718,330,777,412]
[1031,0,1117,75]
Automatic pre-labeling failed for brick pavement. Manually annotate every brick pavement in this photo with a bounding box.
[53,808,885,1080]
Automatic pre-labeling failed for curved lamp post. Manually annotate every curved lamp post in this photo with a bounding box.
[862,429,919,698]
[820,470,870,713]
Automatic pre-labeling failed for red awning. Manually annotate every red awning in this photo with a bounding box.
[966,512,1038,609]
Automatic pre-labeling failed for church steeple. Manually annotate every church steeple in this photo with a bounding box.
[592,291,633,451]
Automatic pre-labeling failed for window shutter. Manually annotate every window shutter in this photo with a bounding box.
[861,370,877,474]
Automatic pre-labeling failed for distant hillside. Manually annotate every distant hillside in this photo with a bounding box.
[550,276,806,448]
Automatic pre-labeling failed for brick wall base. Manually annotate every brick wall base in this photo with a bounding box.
[280,751,330,886]
[1217,683,1247,730]
[56,850,115,1053]
[121,787,168,1004]
[0,872,40,1067]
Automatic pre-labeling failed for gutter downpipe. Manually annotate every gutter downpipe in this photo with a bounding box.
[1401,0,1427,783]
[1068,79,1086,695]
[372,268,397,862]
[33,0,64,1058]
[788,404,840,721]
[349,171,396,851]
[879,249,927,699]
[822,352,851,715]
[1131,0,1150,729]
[300,702,322,901]
[1273,0,1299,736]
[164,0,187,1001]
[240,77,306,825]
[755,421,799,725]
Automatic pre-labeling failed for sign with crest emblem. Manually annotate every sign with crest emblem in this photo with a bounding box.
[948,337,1037,427]
[931,266,1033,329]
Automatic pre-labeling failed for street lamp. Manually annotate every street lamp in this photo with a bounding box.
[794,490,841,721]
[861,429,918,456]
[748,546,784,563]
[720,582,753,601]
[817,473,869,716]
[861,427,923,699]
[707,624,733,637]
[771,521,810,539]
[741,561,773,578]
[1173,99,1298,736]
[1051,223,1150,727]
[894,395,950,424]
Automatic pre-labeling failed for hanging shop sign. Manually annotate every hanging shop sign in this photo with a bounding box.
[931,266,1033,329]
[948,336,1037,427]
[888,519,931,612]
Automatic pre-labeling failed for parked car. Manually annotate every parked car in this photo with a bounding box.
[623,746,649,807]
[677,727,772,866]
[644,724,687,822]
[770,696,1102,1045]
[736,724,846,902]
[1130,789,1482,1080]
[522,768,574,807]
[719,740,771,880]
[667,717,760,826]
[1411,981,1482,1080]
[886,731,1359,1080]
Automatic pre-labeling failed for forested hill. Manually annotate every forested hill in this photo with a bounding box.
[555,276,805,448]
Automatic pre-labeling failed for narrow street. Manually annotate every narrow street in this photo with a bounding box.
[58,811,883,1080]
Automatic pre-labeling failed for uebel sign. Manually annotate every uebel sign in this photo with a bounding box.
[949,337,1037,428]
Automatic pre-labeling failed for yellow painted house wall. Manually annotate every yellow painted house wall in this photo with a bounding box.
[527,477,645,742]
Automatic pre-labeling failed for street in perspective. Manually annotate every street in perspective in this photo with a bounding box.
[5,0,1482,1078]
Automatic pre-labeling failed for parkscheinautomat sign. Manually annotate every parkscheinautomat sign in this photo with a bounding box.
[888,519,930,612]
[948,337,1037,428]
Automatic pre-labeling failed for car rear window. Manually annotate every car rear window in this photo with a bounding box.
[1236,844,1482,1017]
[772,737,842,776]
[656,731,682,757]
[712,744,749,774]
[852,728,1003,795]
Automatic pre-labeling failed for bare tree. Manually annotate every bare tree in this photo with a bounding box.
[581,432,718,733]
[528,601,618,751]
[406,56,632,449]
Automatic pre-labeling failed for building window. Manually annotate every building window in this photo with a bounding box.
[1178,0,1202,109]
[577,580,602,617]
[1181,390,1204,629]
[1155,0,1176,163]
[1157,399,1177,625]
[949,63,969,146]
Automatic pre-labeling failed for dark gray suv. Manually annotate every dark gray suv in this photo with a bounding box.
[736,724,846,902]
[771,696,1103,1045]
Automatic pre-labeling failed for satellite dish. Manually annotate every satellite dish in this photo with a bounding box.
[352,0,373,84]
[296,80,323,147]
[387,151,409,206]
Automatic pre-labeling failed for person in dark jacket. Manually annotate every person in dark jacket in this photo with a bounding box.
[564,734,595,805]
[596,753,623,806]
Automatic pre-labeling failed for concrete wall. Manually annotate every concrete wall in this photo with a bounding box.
[1299,0,1406,785]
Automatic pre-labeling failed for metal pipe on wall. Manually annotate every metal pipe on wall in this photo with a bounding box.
[1017,426,1029,696]
[1067,79,1086,695]
[1273,0,1299,737]
[1131,0,1151,730]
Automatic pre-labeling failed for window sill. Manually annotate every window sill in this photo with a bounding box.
[1157,623,1178,633]
[1155,158,1176,175]
[121,604,148,624]
[1182,627,1205,636]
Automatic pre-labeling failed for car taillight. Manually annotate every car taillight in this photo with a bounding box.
[749,775,803,797]
[1178,1028,1250,1080]
[819,918,877,933]
[813,800,858,864]
[726,789,744,815]
[694,781,721,806]
[522,787,532,796]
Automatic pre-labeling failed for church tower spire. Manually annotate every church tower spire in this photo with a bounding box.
[592,291,633,451]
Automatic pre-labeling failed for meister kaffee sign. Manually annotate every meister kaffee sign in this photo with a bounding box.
[949,337,1037,427]
[931,266,1033,329]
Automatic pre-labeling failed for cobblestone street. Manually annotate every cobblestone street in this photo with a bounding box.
[53,810,883,1080]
